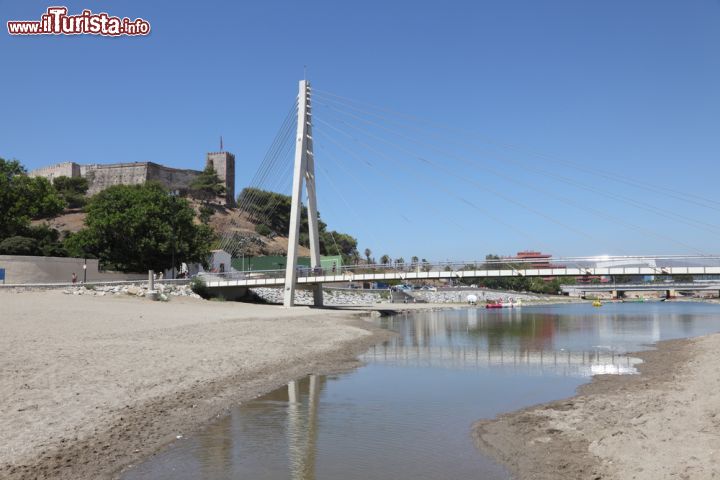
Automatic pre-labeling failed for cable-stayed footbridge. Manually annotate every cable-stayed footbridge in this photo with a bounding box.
[211,80,720,306]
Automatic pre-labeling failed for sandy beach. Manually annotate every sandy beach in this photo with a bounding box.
[474,333,720,479]
[0,290,393,479]
[4,290,719,480]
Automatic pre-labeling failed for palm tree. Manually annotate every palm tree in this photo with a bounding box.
[380,254,391,265]
[364,248,372,264]
[395,257,405,268]
[411,256,419,267]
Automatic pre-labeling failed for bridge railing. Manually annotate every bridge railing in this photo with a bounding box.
[200,255,720,284]
[561,281,720,290]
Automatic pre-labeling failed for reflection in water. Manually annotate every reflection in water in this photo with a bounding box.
[287,376,320,480]
[124,303,720,480]
[367,310,643,375]
[361,343,640,375]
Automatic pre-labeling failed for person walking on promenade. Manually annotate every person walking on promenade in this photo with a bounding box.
[71,272,77,285]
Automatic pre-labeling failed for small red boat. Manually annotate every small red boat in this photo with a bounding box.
[485,299,522,309]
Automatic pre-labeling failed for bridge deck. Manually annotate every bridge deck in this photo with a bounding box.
[203,266,720,289]
[563,282,720,292]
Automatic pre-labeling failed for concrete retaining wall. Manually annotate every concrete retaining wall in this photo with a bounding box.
[0,255,145,284]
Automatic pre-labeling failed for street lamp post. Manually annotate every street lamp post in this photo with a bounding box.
[169,191,178,280]
[171,228,176,280]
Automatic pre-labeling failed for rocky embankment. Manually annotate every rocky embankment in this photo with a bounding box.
[411,289,554,303]
[251,287,385,305]
[57,284,571,306]
[59,284,385,305]
[62,283,201,300]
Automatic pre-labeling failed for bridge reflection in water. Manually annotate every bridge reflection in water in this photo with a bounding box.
[124,303,720,480]
[362,309,644,376]
[287,375,320,480]
[360,344,639,375]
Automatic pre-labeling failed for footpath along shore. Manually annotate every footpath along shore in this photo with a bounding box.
[0,290,402,480]
[474,332,720,479]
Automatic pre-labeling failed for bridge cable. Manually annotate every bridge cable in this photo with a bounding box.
[216,99,298,253]
[314,116,615,250]
[313,98,720,236]
[312,103,708,254]
[313,89,720,212]
[313,125,561,256]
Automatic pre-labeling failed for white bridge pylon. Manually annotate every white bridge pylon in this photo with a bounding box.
[284,80,323,307]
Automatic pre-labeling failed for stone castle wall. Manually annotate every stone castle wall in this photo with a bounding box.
[206,152,236,205]
[29,153,235,205]
[146,163,205,194]
[80,162,204,196]
[81,163,153,195]
[28,162,81,181]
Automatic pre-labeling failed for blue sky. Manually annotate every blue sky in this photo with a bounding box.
[2,0,720,260]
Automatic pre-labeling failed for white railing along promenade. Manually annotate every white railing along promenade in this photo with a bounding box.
[0,278,191,289]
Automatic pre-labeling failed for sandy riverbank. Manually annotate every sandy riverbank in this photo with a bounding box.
[473,333,720,479]
[0,290,394,479]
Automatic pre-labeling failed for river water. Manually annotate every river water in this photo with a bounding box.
[124,302,720,480]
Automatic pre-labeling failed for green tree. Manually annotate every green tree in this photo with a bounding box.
[198,205,215,224]
[0,236,40,255]
[364,248,372,263]
[0,158,64,240]
[236,187,359,259]
[237,188,292,233]
[65,183,214,272]
[320,231,358,260]
[255,223,272,236]
[53,176,89,209]
[26,224,68,257]
[380,254,391,265]
[189,165,226,204]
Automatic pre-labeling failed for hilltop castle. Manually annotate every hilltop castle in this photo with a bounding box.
[29,151,236,206]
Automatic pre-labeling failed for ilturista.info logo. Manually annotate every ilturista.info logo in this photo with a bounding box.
[7,6,151,36]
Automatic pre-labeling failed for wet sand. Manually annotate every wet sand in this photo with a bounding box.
[0,290,393,479]
[473,333,720,479]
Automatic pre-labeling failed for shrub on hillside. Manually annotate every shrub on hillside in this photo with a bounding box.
[199,205,215,224]
[255,223,272,236]
[190,277,210,299]
[0,236,40,255]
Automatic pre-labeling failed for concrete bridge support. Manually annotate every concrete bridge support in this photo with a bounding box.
[283,80,322,308]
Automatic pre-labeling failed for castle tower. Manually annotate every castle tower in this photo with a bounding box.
[206,151,236,206]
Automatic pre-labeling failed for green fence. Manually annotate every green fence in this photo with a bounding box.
[232,255,342,272]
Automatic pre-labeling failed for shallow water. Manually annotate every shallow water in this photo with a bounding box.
[124,302,720,480]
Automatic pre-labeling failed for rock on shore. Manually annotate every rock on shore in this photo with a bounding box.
[250,287,385,305]
[62,283,202,300]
